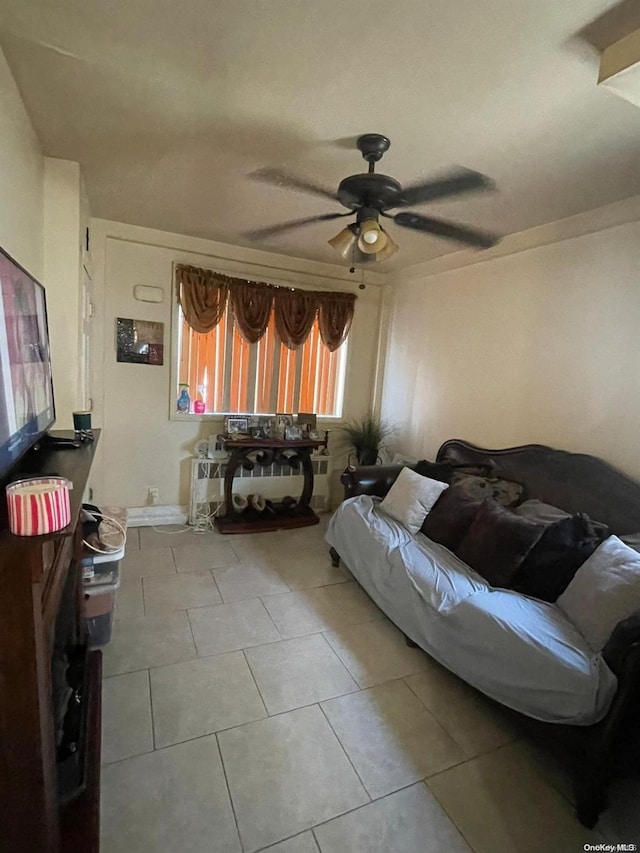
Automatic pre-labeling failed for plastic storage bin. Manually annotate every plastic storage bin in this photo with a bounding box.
[82,559,120,648]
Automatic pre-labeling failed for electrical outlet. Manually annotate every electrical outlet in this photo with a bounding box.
[148,487,159,506]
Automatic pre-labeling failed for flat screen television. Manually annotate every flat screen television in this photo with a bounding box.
[0,247,55,480]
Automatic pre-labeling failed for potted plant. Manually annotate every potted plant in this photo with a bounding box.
[340,412,395,466]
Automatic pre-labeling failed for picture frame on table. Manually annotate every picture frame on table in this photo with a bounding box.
[285,425,302,440]
[259,416,274,438]
[225,416,249,435]
[275,413,293,438]
[296,412,317,435]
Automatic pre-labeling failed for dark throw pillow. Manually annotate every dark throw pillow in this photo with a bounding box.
[420,486,483,551]
[455,500,544,588]
[512,513,608,602]
[450,472,524,508]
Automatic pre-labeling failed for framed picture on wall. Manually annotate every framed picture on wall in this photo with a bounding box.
[116,318,164,365]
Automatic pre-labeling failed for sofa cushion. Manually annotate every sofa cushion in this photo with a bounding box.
[455,500,544,588]
[557,535,640,652]
[413,460,493,483]
[420,486,483,551]
[451,472,524,508]
[379,467,448,534]
[511,513,604,602]
[513,499,570,524]
[514,499,610,538]
[621,533,640,554]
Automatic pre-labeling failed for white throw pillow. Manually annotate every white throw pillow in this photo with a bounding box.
[379,467,449,534]
[557,535,640,652]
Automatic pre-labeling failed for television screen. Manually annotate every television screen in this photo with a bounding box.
[0,248,55,479]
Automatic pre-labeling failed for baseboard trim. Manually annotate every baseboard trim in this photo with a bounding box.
[127,505,188,527]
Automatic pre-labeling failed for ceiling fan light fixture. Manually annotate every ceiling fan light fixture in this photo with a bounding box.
[357,219,388,254]
[328,223,359,258]
[374,228,399,262]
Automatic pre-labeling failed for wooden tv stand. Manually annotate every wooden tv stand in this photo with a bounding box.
[0,430,101,853]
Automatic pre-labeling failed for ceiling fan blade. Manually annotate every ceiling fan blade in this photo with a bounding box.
[392,211,499,249]
[389,168,495,209]
[249,167,339,202]
[244,212,350,241]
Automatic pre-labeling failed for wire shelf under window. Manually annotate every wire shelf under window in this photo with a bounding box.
[189,454,332,529]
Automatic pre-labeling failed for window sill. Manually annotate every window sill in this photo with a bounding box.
[169,412,344,424]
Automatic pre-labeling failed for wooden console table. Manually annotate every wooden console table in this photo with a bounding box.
[215,438,325,533]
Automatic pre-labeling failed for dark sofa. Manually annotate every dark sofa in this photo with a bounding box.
[331,439,640,828]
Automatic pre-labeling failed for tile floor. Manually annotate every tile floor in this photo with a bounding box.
[100,518,640,853]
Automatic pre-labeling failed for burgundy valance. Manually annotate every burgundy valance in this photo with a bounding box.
[175,264,356,351]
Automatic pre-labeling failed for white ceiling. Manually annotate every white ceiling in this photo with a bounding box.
[1,0,639,270]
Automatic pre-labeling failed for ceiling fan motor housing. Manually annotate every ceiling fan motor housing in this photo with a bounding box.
[337,173,402,211]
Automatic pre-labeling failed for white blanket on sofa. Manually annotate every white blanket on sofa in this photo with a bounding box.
[326,495,617,725]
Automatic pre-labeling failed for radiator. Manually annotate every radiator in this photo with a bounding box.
[189,453,332,526]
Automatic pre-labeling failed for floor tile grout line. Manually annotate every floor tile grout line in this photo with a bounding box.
[484,738,586,807]
[310,827,322,852]
[254,829,321,853]
[185,605,200,657]
[382,675,472,758]
[255,595,286,639]
[241,648,270,719]
[402,673,471,749]
[145,667,157,752]
[140,575,147,616]
[317,702,372,803]
[208,566,225,601]
[104,621,438,681]
[101,735,459,818]
[102,668,485,769]
[215,731,246,853]
[318,675,472,778]
[255,685,363,720]
[98,733,213,769]
[400,675,519,763]
[420,776,481,853]
[101,744,156,768]
[307,779,441,842]
[105,705,272,759]
[320,630,368,687]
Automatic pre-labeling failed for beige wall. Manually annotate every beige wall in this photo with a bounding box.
[0,46,43,277]
[43,158,83,428]
[0,50,88,432]
[90,219,386,509]
[382,207,640,481]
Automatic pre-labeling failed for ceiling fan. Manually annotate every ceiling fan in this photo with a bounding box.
[244,133,500,263]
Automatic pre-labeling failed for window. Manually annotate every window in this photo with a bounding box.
[176,300,347,416]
